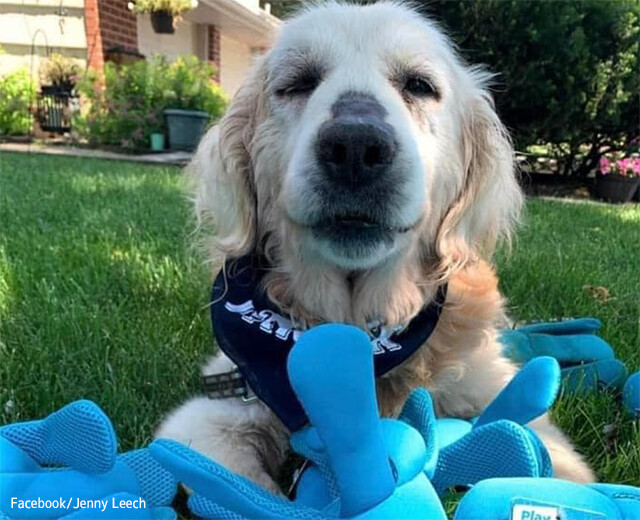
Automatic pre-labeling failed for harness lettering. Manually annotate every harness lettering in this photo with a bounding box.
[224,300,404,354]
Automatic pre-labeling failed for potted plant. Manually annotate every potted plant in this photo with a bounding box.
[594,153,640,203]
[38,54,81,133]
[40,53,81,95]
[128,0,197,34]
[162,56,227,151]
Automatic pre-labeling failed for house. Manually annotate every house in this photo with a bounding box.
[0,0,280,97]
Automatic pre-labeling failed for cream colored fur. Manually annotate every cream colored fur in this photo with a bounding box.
[156,1,595,491]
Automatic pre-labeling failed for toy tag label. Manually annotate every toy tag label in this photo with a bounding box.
[512,504,560,520]
[511,499,608,520]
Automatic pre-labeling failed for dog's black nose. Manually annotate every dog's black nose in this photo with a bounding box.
[316,94,396,187]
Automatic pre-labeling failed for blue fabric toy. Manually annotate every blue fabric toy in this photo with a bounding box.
[500,318,628,395]
[294,355,558,503]
[150,327,638,520]
[2,323,638,520]
[150,324,448,520]
[278,357,556,510]
[453,478,640,520]
[424,356,558,495]
[0,400,176,520]
[623,371,640,418]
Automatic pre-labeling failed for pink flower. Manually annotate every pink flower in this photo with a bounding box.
[617,158,631,174]
[599,156,611,174]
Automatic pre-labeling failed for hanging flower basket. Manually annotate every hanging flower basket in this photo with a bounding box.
[150,10,175,34]
[129,1,197,34]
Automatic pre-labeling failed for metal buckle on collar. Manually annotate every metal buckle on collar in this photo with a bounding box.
[203,369,257,403]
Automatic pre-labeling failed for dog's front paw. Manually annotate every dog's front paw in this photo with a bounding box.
[155,396,285,493]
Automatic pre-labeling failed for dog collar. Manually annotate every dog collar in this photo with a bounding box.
[206,254,447,431]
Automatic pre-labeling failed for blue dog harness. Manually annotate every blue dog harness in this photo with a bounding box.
[206,255,447,431]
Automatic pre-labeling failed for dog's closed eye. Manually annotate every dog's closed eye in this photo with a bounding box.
[274,64,324,98]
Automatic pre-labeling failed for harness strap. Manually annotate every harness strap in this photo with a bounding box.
[203,369,256,402]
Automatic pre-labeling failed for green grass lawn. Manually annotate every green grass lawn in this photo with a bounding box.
[1,152,639,488]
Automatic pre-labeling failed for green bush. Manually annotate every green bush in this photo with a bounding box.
[0,69,36,136]
[162,55,228,115]
[424,0,640,176]
[75,55,227,150]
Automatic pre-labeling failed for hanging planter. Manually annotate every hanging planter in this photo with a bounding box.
[149,9,175,34]
[150,10,174,34]
[129,0,197,34]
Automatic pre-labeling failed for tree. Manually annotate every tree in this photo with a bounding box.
[424,0,639,176]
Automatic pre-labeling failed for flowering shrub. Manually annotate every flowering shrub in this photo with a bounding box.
[74,55,227,150]
[599,149,640,178]
[0,68,36,136]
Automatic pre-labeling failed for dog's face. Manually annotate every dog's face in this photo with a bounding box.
[194,2,522,278]
[273,4,453,269]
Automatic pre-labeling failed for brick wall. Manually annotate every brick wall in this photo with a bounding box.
[207,25,221,82]
[98,0,138,52]
[84,0,138,72]
[85,0,104,71]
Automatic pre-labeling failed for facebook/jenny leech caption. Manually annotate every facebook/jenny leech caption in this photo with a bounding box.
[10,496,147,513]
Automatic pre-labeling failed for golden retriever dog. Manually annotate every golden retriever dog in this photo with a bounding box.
[157,1,595,492]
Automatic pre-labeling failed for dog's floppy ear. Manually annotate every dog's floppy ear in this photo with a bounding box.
[188,57,269,260]
[436,75,523,274]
